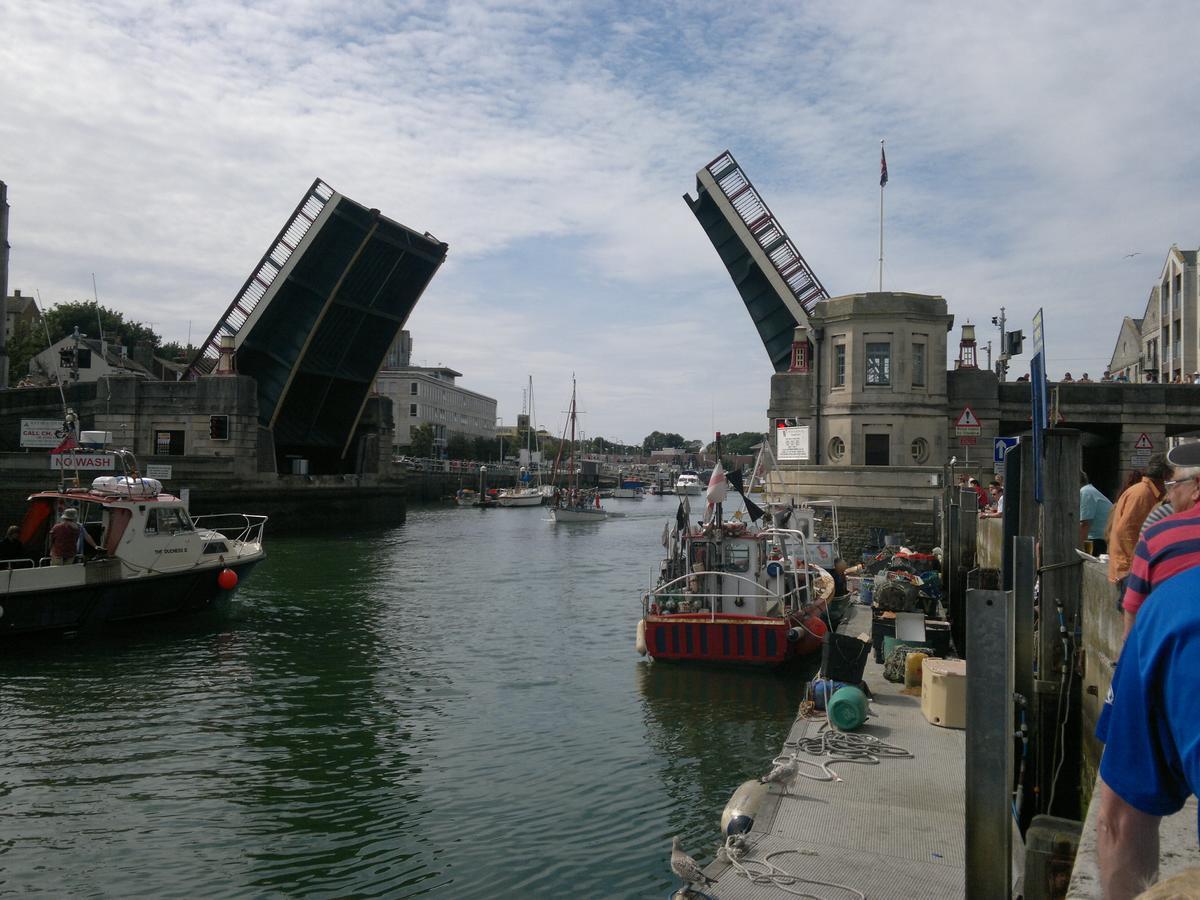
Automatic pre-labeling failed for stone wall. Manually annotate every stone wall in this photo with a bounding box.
[765,463,942,560]
[0,451,409,535]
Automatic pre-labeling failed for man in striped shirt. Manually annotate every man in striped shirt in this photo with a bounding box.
[1122,443,1200,638]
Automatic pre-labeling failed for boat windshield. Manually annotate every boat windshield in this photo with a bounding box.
[145,506,194,536]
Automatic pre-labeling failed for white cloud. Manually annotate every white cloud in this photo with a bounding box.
[3,0,1198,439]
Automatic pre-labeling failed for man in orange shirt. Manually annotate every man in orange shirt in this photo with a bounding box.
[1106,454,1168,600]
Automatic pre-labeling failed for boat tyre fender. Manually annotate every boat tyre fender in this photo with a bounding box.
[635,618,648,656]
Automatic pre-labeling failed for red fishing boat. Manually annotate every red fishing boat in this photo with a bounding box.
[635,457,834,666]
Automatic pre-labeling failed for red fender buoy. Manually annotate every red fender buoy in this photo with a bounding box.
[218,568,238,590]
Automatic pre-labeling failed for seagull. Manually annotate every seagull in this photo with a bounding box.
[1124,251,1142,258]
[760,756,801,794]
[670,836,715,891]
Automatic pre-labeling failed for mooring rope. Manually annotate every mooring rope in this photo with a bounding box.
[718,834,866,900]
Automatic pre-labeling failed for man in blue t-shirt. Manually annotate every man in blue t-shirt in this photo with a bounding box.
[1095,566,1200,897]
[1079,471,1113,554]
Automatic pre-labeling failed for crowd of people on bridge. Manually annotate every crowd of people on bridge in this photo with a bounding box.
[1085,444,1200,897]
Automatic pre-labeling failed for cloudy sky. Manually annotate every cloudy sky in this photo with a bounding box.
[3,1,1197,445]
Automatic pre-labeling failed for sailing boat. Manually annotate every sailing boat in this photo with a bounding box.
[548,378,607,523]
[497,376,546,507]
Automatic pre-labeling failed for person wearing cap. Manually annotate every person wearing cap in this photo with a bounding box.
[1080,471,1113,555]
[48,507,97,566]
[1107,453,1169,602]
[1121,443,1200,638]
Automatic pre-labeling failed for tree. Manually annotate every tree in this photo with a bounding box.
[705,431,765,457]
[642,431,687,453]
[157,341,197,362]
[410,423,434,458]
[43,301,159,353]
[471,436,495,461]
[445,433,472,460]
[7,318,46,384]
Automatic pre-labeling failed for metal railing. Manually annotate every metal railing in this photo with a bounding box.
[191,514,268,547]
[186,180,336,378]
[704,151,829,314]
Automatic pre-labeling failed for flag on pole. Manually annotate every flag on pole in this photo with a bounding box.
[706,461,729,505]
[50,432,77,454]
[880,144,888,187]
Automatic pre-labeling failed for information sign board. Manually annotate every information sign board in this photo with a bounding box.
[145,464,173,480]
[20,419,67,449]
[777,425,810,461]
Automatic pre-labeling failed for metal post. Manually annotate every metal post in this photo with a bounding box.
[1002,443,1022,591]
[1012,536,1036,707]
[1036,429,1082,818]
[0,181,9,389]
[965,588,1014,899]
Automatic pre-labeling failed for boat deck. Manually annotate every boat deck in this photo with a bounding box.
[700,604,966,899]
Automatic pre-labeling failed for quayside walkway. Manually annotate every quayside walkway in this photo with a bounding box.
[699,605,965,899]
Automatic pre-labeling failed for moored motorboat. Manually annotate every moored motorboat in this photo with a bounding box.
[0,450,266,638]
[612,476,644,499]
[674,471,703,495]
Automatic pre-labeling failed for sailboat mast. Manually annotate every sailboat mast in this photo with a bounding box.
[567,379,577,492]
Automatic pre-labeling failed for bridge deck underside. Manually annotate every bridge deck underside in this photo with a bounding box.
[237,196,447,462]
[687,188,800,373]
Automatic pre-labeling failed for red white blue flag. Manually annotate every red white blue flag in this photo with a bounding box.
[880,144,888,187]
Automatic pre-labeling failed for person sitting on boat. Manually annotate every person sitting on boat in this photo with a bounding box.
[49,508,98,566]
[0,525,23,562]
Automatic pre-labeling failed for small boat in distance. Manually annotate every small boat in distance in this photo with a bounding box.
[612,475,644,500]
[674,470,703,495]
[1,449,266,638]
[497,376,546,507]
[548,378,607,523]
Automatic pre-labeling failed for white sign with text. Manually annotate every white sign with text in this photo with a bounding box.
[777,425,810,461]
[49,452,115,471]
[21,419,67,448]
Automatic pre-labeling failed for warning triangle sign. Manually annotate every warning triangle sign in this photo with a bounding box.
[955,406,980,428]
[1135,433,1154,450]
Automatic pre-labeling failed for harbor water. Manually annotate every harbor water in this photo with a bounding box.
[0,495,813,898]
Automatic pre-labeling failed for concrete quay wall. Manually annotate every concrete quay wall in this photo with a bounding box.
[0,452,409,534]
[765,464,941,559]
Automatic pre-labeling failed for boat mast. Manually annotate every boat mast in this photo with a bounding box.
[567,378,577,494]
[714,431,723,526]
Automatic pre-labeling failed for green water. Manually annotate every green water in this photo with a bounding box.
[0,497,810,898]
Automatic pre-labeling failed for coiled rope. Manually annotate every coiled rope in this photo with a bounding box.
[718,834,866,900]
[773,723,913,783]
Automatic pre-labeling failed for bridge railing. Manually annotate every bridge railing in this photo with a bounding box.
[186,180,336,378]
[704,151,829,314]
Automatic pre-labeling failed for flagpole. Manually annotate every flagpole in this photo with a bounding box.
[878,138,885,293]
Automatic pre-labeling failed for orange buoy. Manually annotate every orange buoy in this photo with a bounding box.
[217,568,238,590]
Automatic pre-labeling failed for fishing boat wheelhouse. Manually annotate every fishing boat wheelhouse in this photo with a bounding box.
[637,518,833,666]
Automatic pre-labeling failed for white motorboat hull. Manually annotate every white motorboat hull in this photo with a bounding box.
[497,492,544,507]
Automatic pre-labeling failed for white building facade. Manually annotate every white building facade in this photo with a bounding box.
[373,331,497,454]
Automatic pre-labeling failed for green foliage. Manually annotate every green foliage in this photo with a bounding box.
[7,319,45,384]
[157,341,197,362]
[641,431,688,453]
[705,431,765,457]
[445,433,472,460]
[43,301,159,352]
[410,423,434,458]
[471,436,496,461]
